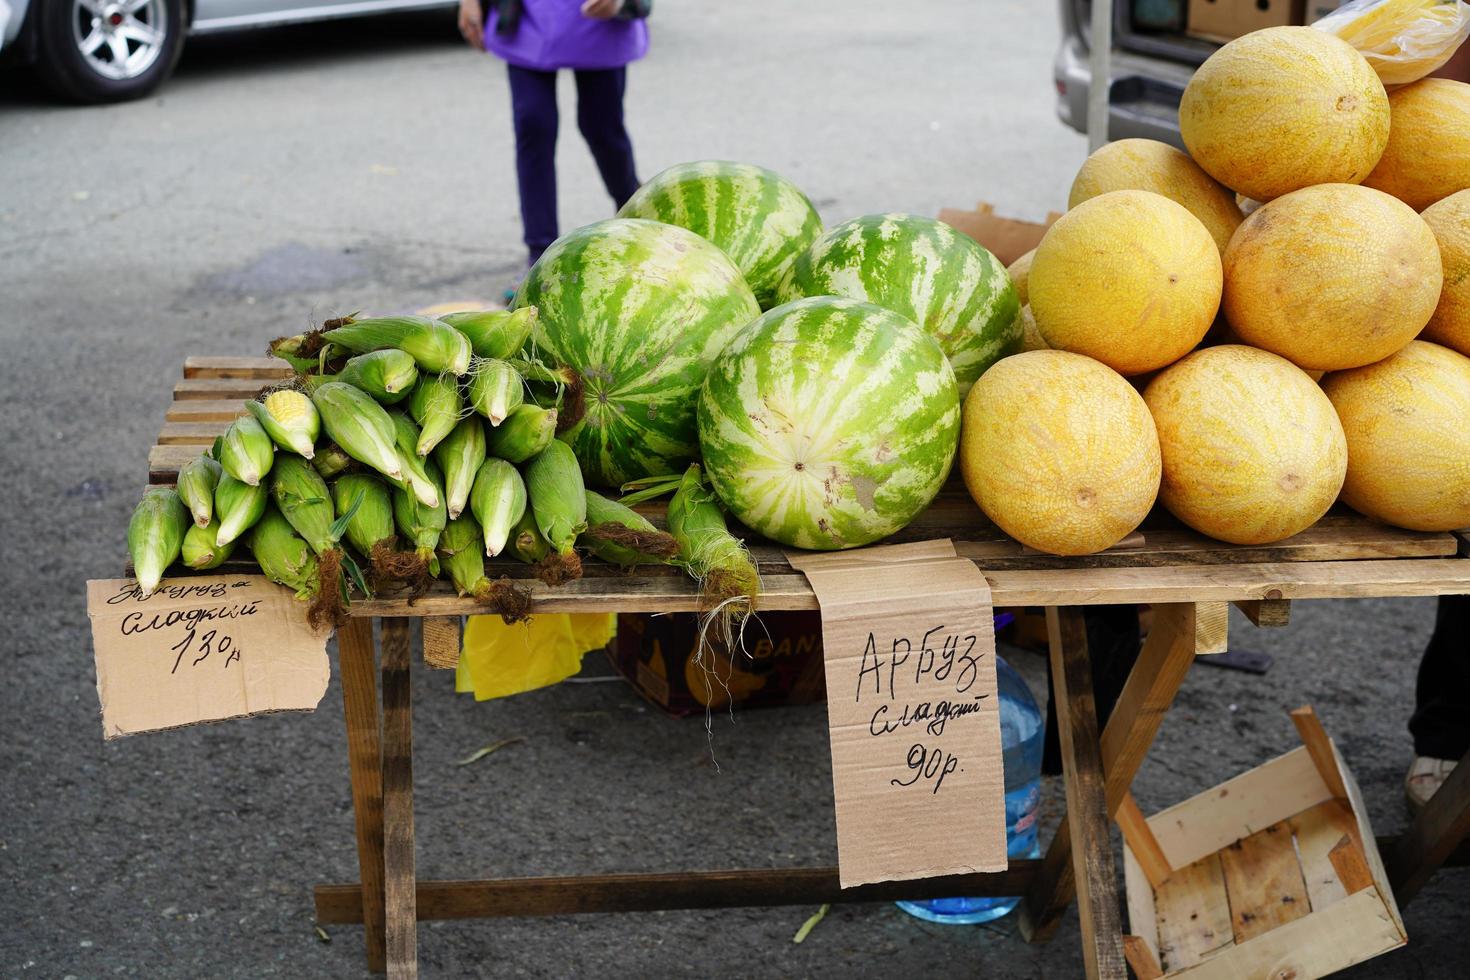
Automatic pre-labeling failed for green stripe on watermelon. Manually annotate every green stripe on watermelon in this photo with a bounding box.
[776,212,1021,392]
[618,161,823,310]
[516,218,761,488]
[698,296,960,550]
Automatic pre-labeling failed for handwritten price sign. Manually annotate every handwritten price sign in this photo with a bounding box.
[86,576,330,739]
[790,542,1007,888]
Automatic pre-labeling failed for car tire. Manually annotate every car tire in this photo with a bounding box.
[34,0,185,103]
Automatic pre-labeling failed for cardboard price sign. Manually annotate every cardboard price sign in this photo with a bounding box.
[86,576,330,739]
[789,540,1007,888]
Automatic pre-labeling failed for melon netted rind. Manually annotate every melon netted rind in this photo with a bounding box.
[1322,341,1470,532]
[698,296,960,551]
[1420,189,1470,358]
[775,213,1020,393]
[1144,345,1346,546]
[517,218,761,489]
[1361,79,1470,212]
[618,160,824,311]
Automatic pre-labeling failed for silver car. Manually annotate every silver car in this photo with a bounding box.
[1,0,454,102]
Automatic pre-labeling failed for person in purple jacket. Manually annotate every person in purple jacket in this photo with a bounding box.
[458,0,650,277]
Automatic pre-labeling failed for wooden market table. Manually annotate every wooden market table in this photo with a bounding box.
[149,357,1470,979]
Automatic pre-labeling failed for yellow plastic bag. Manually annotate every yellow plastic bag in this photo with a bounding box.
[455,613,617,701]
[1315,0,1470,85]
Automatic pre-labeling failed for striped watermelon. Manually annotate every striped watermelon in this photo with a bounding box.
[776,213,1021,391]
[698,297,960,550]
[517,218,761,488]
[618,161,824,310]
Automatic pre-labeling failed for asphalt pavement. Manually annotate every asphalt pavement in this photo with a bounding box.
[1,1,1465,976]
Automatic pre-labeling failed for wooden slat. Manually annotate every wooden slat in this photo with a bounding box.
[150,444,213,481]
[1290,706,1349,799]
[1335,738,1407,937]
[1233,597,1292,627]
[1116,793,1171,888]
[1194,601,1229,654]
[174,377,276,400]
[314,862,1043,922]
[157,422,232,446]
[1387,744,1470,906]
[1121,936,1163,980]
[164,400,251,423]
[1328,836,1375,896]
[336,618,386,973]
[380,619,416,980]
[1154,853,1233,972]
[1289,800,1363,912]
[183,355,291,379]
[1122,847,1160,973]
[1218,821,1311,944]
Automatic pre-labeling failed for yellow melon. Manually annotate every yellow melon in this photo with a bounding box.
[1179,27,1389,202]
[960,350,1161,555]
[1143,346,1346,544]
[1421,189,1470,357]
[1222,183,1442,371]
[1068,138,1244,254]
[1029,190,1221,376]
[1007,249,1034,305]
[1322,341,1470,531]
[1017,305,1048,352]
[1361,79,1470,212]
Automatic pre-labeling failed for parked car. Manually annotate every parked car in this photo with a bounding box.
[1,0,455,103]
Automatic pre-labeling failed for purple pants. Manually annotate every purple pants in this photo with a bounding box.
[508,64,639,262]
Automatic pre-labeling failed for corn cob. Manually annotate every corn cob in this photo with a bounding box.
[250,504,320,600]
[436,515,533,621]
[331,474,394,557]
[408,374,462,456]
[312,443,354,480]
[440,306,538,360]
[467,358,525,426]
[268,331,326,373]
[484,404,558,463]
[434,416,487,520]
[245,389,319,459]
[181,518,235,570]
[214,474,268,546]
[667,464,760,615]
[469,458,527,557]
[392,457,448,572]
[215,415,275,487]
[509,506,550,565]
[333,349,419,404]
[321,314,472,376]
[311,381,403,483]
[580,491,679,568]
[270,454,337,555]
[176,453,222,527]
[128,487,189,597]
[386,411,443,508]
[525,440,585,583]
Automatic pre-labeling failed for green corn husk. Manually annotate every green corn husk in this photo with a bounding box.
[177,453,222,527]
[311,381,404,483]
[469,458,527,558]
[525,440,585,583]
[250,504,320,600]
[434,416,486,520]
[331,474,394,557]
[334,349,419,404]
[440,307,538,360]
[408,374,462,456]
[214,475,268,546]
[270,454,337,555]
[667,464,760,615]
[437,515,532,620]
[580,490,679,568]
[321,314,472,376]
[392,457,448,572]
[509,506,550,565]
[181,518,235,570]
[312,443,354,480]
[466,358,525,426]
[245,389,319,459]
[128,488,189,597]
[386,411,443,508]
[484,405,559,464]
[215,415,275,487]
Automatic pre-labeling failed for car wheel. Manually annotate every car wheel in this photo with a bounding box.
[34,0,185,103]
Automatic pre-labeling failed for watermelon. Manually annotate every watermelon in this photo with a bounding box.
[776,213,1021,391]
[698,297,960,550]
[618,161,823,310]
[517,218,761,488]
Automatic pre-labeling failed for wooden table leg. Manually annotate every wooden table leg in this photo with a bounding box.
[380,618,418,980]
[1040,606,1127,980]
[337,617,386,973]
[1388,746,1470,906]
[1021,603,1197,942]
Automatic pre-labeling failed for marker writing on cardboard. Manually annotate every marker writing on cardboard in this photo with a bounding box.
[854,625,990,795]
[106,582,262,674]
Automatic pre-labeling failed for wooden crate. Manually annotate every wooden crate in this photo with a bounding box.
[1121,708,1407,979]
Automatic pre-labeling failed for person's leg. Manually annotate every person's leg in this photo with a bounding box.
[1409,595,1470,759]
[507,64,560,263]
[572,67,640,208]
[1041,605,1142,775]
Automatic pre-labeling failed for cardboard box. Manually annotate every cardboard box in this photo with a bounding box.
[1186,0,1306,42]
[937,202,1060,267]
[609,612,826,716]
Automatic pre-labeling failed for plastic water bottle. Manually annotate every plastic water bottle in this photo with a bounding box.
[896,651,1044,925]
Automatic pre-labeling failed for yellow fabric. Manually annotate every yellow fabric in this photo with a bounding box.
[456,613,618,700]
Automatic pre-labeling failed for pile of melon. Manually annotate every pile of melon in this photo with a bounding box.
[960,25,1470,555]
